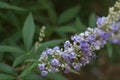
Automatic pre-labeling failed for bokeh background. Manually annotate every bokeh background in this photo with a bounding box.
[0,0,120,80]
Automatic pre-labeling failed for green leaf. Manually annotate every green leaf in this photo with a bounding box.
[59,6,80,24]
[40,1,57,24]
[107,42,113,58]
[0,63,18,76]
[13,55,26,67]
[19,62,38,78]
[0,2,25,11]
[23,13,35,51]
[55,26,77,33]
[75,17,86,32]
[0,73,15,80]
[24,59,37,62]
[23,73,44,80]
[57,32,67,38]
[0,45,25,54]
[0,52,4,61]
[70,69,80,75]
[47,73,68,80]
[89,13,97,27]
[47,8,58,24]
[114,45,120,55]
[38,39,65,52]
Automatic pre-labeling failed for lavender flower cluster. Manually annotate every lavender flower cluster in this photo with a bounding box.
[38,0,120,76]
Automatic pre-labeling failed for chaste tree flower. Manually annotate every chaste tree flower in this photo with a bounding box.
[38,0,120,76]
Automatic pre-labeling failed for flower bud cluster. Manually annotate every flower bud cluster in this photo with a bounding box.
[35,26,46,52]
[38,0,120,76]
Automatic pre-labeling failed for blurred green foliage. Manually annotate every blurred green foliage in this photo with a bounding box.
[0,0,119,80]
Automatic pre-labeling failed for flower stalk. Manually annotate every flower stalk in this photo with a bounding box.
[38,0,120,76]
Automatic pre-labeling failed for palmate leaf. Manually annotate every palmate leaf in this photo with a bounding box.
[0,1,25,11]
[47,73,68,80]
[89,13,97,28]
[23,13,35,51]
[59,6,80,24]
[75,17,86,32]
[0,45,25,54]
[0,73,15,80]
[19,62,39,78]
[55,26,77,33]
[0,63,18,76]
[23,73,44,80]
[12,54,26,67]
[42,1,57,24]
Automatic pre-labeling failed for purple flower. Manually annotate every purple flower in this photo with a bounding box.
[46,48,52,54]
[92,41,102,50]
[83,51,89,57]
[110,39,120,44]
[38,9,120,76]
[68,59,73,65]
[91,52,96,59]
[80,40,90,51]
[41,71,48,76]
[41,51,48,57]
[62,53,69,60]
[69,52,76,59]
[116,22,120,27]
[111,23,119,31]
[53,46,61,54]
[38,63,45,70]
[96,17,106,27]
[94,28,105,36]
[80,59,87,66]
[87,35,96,42]
[80,57,89,66]
[71,35,80,43]
[52,67,57,73]
[83,46,90,51]
[64,65,70,73]
[73,63,81,70]
[110,22,120,32]
[64,41,71,49]
[80,40,89,47]
[51,59,59,66]
[101,32,111,40]
[53,46,60,50]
